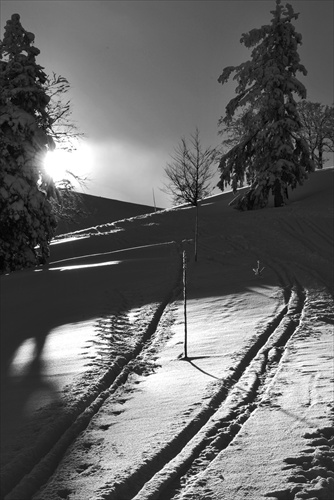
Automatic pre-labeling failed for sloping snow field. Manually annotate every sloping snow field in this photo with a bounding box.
[1,168,333,500]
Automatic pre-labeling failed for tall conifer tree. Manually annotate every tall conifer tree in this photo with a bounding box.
[217,0,314,210]
[0,14,57,273]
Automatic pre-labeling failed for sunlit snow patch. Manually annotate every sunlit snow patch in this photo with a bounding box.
[50,235,90,245]
[49,260,121,271]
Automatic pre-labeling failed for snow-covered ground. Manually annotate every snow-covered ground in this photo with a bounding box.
[1,168,333,500]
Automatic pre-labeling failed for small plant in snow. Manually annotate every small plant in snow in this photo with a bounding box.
[253,260,265,276]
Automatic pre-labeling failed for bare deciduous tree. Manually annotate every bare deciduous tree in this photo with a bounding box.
[297,101,334,169]
[163,128,217,207]
[44,73,90,225]
[162,128,217,261]
[46,72,84,151]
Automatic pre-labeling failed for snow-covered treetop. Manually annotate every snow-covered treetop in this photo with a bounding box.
[0,13,51,121]
[218,0,307,122]
[1,14,39,58]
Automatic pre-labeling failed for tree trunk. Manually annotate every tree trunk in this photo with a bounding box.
[318,141,323,169]
[273,179,284,207]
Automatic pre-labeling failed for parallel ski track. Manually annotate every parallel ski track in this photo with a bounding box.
[95,285,305,500]
[172,285,334,500]
[1,257,183,500]
[161,286,306,500]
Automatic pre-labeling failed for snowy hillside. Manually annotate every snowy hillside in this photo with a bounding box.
[1,168,333,500]
[55,193,159,235]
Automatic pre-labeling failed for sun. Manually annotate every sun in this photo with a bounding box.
[43,144,93,183]
[43,149,71,182]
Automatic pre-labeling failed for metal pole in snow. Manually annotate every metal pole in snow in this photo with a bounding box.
[183,250,188,359]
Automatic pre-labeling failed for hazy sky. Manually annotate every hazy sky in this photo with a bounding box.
[1,0,333,207]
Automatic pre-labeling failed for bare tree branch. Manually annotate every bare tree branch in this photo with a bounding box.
[162,128,218,206]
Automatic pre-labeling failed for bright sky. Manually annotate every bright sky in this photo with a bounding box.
[1,0,333,207]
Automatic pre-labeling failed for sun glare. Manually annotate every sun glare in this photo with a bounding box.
[44,144,93,183]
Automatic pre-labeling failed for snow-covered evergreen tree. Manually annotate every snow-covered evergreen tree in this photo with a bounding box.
[217,0,315,210]
[0,14,57,273]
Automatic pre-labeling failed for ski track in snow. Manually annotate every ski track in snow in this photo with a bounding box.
[1,169,333,500]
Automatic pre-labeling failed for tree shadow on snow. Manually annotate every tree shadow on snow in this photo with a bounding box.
[0,246,179,454]
[0,352,60,472]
